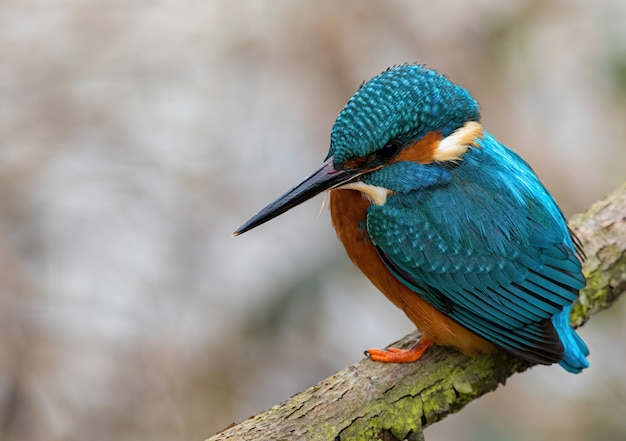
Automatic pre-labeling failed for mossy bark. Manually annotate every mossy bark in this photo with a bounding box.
[209,182,626,441]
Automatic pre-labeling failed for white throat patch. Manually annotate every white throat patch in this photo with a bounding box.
[337,181,390,206]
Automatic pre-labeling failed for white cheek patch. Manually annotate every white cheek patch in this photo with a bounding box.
[433,121,484,162]
[338,181,390,206]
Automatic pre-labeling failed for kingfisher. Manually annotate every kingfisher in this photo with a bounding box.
[233,64,589,373]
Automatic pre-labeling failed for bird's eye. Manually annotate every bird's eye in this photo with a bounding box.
[376,139,402,161]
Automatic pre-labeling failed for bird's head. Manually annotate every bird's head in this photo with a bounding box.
[234,64,484,236]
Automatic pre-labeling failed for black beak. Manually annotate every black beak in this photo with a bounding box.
[233,157,361,236]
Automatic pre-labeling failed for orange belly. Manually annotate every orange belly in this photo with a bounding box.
[329,188,496,355]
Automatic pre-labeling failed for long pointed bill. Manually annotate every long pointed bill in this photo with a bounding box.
[233,157,361,236]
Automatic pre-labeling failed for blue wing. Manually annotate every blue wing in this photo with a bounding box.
[366,135,587,366]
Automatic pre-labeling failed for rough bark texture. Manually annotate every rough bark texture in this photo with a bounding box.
[209,182,626,441]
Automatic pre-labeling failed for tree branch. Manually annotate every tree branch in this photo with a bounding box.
[209,182,626,441]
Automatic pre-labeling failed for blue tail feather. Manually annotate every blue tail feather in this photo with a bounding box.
[552,306,589,373]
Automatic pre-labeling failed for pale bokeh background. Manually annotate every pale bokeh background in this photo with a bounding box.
[0,1,625,440]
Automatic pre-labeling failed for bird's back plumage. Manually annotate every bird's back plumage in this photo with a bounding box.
[364,133,589,370]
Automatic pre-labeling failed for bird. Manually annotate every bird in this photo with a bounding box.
[233,64,589,373]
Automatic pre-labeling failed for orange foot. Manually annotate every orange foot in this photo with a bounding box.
[365,338,433,363]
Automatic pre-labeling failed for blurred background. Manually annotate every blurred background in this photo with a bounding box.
[0,1,625,440]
